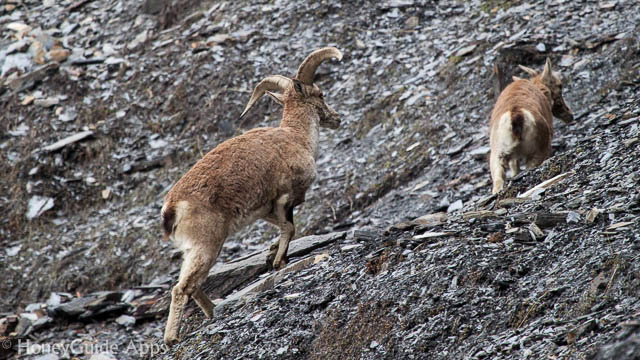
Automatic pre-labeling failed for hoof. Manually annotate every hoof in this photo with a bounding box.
[272,255,289,270]
[164,334,179,347]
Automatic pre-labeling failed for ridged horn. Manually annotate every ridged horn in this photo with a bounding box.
[240,75,292,118]
[295,47,343,85]
[518,64,538,77]
[540,57,553,82]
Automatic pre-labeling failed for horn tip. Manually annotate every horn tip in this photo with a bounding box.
[332,47,343,61]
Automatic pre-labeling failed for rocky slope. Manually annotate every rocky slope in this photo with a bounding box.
[1,0,639,359]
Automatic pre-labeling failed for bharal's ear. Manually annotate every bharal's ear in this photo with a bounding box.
[518,64,538,77]
[540,57,553,83]
[512,76,523,81]
[265,91,285,105]
[292,79,308,97]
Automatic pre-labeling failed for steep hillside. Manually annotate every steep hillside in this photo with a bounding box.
[1,0,638,359]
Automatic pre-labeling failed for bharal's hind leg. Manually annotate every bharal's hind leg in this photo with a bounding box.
[265,194,295,270]
[192,288,214,318]
[490,152,508,195]
[164,247,216,346]
[509,158,520,177]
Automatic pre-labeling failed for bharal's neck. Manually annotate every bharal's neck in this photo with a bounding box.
[281,103,320,157]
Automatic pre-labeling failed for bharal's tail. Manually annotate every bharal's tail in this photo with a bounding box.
[161,202,176,241]
[511,107,524,141]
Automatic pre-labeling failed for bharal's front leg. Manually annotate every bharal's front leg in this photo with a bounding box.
[266,194,295,270]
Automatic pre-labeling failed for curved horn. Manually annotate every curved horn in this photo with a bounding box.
[540,57,553,82]
[240,75,292,118]
[295,47,343,84]
[518,64,538,77]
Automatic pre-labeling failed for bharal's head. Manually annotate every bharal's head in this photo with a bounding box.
[240,47,343,129]
[519,58,574,123]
